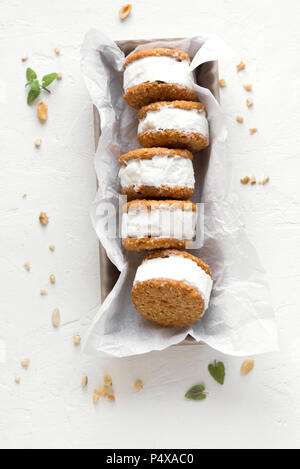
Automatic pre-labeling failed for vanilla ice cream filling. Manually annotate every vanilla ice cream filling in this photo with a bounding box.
[138,107,209,136]
[134,254,213,310]
[119,155,195,190]
[124,56,195,91]
[122,207,196,240]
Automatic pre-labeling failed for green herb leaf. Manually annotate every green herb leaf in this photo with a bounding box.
[27,88,41,104]
[185,384,207,401]
[42,73,58,87]
[30,79,41,92]
[26,68,37,82]
[208,361,225,385]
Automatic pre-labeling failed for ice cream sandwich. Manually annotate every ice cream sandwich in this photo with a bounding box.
[123,48,196,109]
[132,249,213,327]
[137,101,209,152]
[119,147,195,200]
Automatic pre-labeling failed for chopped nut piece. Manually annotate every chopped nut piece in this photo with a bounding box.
[236,115,244,123]
[104,373,112,387]
[249,128,258,135]
[246,98,253,108]
[24,261,31,271]
[134,379,143,391]
[119,4,132,20]
[95,386,107,397]
[40,289,48,296]
[21,56,28,62]
[107,393,115,402]
[37,102,48,121]
[240,176,250,185]
[250,176,257,185]
[219,78,226,88]
[50,274,56,284]
[39,212,49,226]
[236,61,246,71]
[15,377,21,384]
[243,83,252,92]
[49,244,55,252]
[34,138,42,148]
[54,47,60,55]
[73,335,81,346]
[241,359,255,375]
[52,308,60,327]
[262,176,270,185]
[57,73,62,80]
[21,359,30,369]
[82,376,88,388]
[92,394,100,404]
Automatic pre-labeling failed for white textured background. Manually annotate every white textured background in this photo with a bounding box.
[0,0,300,450]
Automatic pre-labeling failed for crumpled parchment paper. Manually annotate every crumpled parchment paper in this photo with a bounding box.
[80,30,277,357]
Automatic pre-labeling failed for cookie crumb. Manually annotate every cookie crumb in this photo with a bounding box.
[95,386,107,397]
[49,244,55,252]
[50,274,56,284]
[21,56,28,62]
[119,4,132,20]
[250,176,257,185]
[40,289,48,296]
[249,128,258,135]
[240,176,250,185]
[21,359,30,369]
[236,115,244,123]
[107,393,115,402]
[37,101,48,121]
[81,376,88,388]
[39,212,49,226]
[246,98,253,108]
[34,138,42,148]
[52,308,60,327]
[57,73,62,80]
[219,78,226,88]
[134,379,143,391]
[236,61,246,71]
[241,359,255,375]
[243,83,252,92]
[54,47,60,55]
[24,261,31,271]
[15,377,21,384]
[104,373,112,387]
[73,335,81,346]
[22,194,27,199]
[92,394,100,404]
[262,176,270,185]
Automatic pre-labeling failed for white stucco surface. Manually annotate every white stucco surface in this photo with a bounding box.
[0,0,300,449]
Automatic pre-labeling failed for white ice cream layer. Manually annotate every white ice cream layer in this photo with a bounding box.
[134,254,213,310]
[119,155,195,190]
[138,106,209,136]
[122,207,196,240]
[124,55,194,91]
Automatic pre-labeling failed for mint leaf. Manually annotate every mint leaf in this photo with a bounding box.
[26,68,37,82]
[27,88,41,104]
[208,361,225,385]
[30,79,41,92]
[185,384,207,401]
[42,73,58,87]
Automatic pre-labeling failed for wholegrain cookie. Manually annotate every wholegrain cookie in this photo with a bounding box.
[137,101,209,152]
[132,249,213,326]
[122,200,197,252]
[123,48,196,109]
[119,147,195,200]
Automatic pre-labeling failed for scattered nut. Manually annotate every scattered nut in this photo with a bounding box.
[37,102,48,121]
[262,176,270,185]
[24,261,31,272]
[49,244,55,252]
[134,379,143,392]
[119,4,132,20]
[52,308,60,327]
[34,138,42,148]
[40,289,48,296]
[241,359,255,375]
[21,56,28,62]
[104,373,112,387]
[250,176,257,185]
[92,394,100,404]
[57,73,62,80]
[50,274,56,284]
[21,359,30,369]
[236,116,244,123]
[73,335,81,346]
[240,176,250,185]
[236,61,246,71]
[54,47,60,55]
[82,376,88,388]
[249,128,258,135]
[219,78,226,88]
[15,377,21,384]
[246,98,253,108]
[39,212,49,226]
[243,83,252,92]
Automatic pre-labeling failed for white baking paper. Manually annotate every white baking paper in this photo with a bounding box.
[80,30,278,357]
